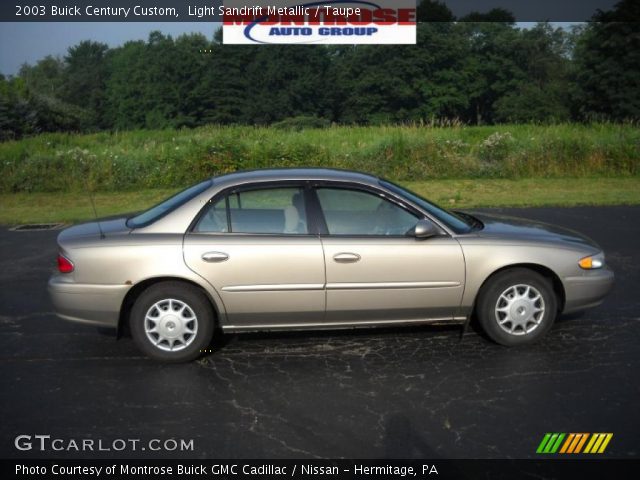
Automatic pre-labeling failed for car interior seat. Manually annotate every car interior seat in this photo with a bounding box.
[284,192,306,233]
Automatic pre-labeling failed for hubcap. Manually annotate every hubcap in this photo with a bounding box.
[144,299,198,352]
[494,284,545,336]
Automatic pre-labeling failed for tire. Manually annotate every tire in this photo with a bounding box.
[477,268,557,346]
[130,281,214,362]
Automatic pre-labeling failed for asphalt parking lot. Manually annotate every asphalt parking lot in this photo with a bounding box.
[0,206,638,460]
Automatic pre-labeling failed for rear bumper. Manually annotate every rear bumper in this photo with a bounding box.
[562,267,614,314]
[48,276,130,328]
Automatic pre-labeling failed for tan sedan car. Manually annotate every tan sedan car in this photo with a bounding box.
[49,169,614,362]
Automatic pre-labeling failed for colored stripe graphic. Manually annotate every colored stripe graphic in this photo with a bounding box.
[584,433,599,453]
[536,433,552,453]
[564,433,585,453]
[574,433,589,453]
[538,433,613,454]
[584,433,614,454]
[550,433,565,453]
[597,433,614,453]
[544,433,559,453]
[559,433,575,453]
[536,433,565,454]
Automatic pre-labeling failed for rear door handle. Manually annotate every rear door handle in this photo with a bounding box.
[202,251,229,263]
[333,252,361,263]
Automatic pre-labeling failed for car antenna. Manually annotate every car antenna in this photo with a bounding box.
[85,177,105,240]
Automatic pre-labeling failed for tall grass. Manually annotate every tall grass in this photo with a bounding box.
[0,123,638,193]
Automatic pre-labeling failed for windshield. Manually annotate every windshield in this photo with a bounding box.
[127,179,213,228]
[380,180,474,234]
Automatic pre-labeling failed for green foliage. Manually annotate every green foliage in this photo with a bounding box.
[272,116,331,131]
[23,94,92,134]
[0,1,637,138]
[61,41,109,128]
[572,0,640,121]
[0,74,92,140]
[494,23,572,123]
[460,8,516,23]
[18,56,65,97]
[0,124,637,193]
[244,46,331,124]
[0,77,27,141]
[416,1,455,22]
[105,33,213,130]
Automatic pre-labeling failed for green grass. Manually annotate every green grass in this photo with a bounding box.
[0,123,638,193]
[1,178,638,225]
[407,177,640,208]
[0,189,176,225]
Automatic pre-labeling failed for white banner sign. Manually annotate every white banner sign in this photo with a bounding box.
[222,1,416,45]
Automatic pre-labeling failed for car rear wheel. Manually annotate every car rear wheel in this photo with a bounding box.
[477,268,557,346]
[130,281,214,362]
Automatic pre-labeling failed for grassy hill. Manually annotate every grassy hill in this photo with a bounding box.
[1,123,638,224]
[1,123,638,193]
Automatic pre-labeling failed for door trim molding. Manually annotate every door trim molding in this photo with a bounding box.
[221,284,325,292]
[326,281,461,290]
[221,281,461,292]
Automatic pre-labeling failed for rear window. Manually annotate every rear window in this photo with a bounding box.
[127,180,212,228]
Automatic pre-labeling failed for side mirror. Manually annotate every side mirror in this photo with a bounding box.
[413,219,440,239]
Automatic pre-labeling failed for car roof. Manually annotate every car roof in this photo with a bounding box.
[211,168,382,187]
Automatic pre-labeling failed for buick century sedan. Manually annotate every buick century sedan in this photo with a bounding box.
[48,169,614,362]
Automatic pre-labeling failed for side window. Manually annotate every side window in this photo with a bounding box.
[195,187,308,235]
[194,197,228,233]
[316,188,418,236]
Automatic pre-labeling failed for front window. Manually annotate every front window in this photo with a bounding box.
[195,186,308,235]
[316,187,418,236]
[127,179,212,228]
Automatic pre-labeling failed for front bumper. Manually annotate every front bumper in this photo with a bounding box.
[562,267,615,314]
[48,276,130,328]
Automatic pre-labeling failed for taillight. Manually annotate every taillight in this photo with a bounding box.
[57,254,74,273]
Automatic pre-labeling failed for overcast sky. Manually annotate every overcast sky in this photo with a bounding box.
[0,23,219,76]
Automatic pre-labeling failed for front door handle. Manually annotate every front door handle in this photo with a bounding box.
[202,251,229,263]
[333,252,361,263]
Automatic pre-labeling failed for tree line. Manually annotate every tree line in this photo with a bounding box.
[0,0,638,140]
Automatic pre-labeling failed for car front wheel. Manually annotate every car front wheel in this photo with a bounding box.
[477,268,557,346]
[130,281,214,362]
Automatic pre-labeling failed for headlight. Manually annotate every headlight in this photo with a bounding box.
[579,252,605,270]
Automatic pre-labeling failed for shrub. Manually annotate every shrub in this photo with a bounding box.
[272,116,331,131]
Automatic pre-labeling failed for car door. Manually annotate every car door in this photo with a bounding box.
[313,185,466,324]
[183,183,325,328]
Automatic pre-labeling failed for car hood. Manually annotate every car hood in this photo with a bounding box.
[467,212,601,250]
[58,217,131,242]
